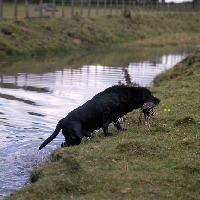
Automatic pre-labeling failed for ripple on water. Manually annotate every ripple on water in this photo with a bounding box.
[0,142,59,199]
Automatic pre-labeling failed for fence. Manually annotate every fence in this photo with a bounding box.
[0,1,200,19]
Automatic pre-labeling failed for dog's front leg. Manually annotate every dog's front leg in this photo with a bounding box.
[102,108,112,136]
[113,119,126,131]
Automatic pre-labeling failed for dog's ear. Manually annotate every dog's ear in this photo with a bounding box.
[133,88,150,105]
[133,87,145,99]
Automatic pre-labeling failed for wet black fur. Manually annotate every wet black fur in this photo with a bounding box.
[39,85,160,150]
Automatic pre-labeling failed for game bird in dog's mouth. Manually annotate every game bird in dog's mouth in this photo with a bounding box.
[139,101,159,132]
[39,85,160,150]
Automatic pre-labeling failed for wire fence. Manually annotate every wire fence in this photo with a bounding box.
[0,1,200,19]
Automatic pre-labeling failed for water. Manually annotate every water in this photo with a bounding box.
[0,44,197,199]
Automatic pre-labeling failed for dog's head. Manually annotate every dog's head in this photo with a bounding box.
[141,88,160,106]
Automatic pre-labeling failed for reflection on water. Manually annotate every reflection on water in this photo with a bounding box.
[128,53,187,86]
[0,45,197,199]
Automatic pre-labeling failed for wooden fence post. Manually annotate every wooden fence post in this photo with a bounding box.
[96,0,99,16]
[143,1,145,12]
[110,0,112,15]
[80,0,83,16]
[0,0,2,18]
[52,0,55,18]
[25,0,29,18]
[14,0,18,18]
[71,0,74,17]
[88,0,91,17]
[62,0,65,18]
[116,0,118,14]
[167,3,169,13]
[182,3,184,13]
[104,0,107,15]
[39,0,43,17]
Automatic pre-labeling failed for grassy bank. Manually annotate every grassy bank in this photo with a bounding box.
[5,49,200,199]
[0,13,200,59]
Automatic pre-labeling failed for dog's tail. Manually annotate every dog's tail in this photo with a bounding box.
[39,119,63,150]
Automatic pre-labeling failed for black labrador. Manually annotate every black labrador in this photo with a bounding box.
[39,85,160,150]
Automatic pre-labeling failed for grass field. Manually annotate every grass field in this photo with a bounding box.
[0,9,200,59]
[4,49,200,199]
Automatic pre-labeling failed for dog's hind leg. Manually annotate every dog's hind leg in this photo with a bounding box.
[102,108,113,136]
[82,129,92,140]
[62,122,83,147]
[82,129,92,137]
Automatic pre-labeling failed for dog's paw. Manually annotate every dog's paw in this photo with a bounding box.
[119,127,126,131]
[61,142,68,148]
[86,137,91,141]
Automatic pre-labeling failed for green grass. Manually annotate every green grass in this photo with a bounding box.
[0,9,200,58]
[5,50,200,199]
